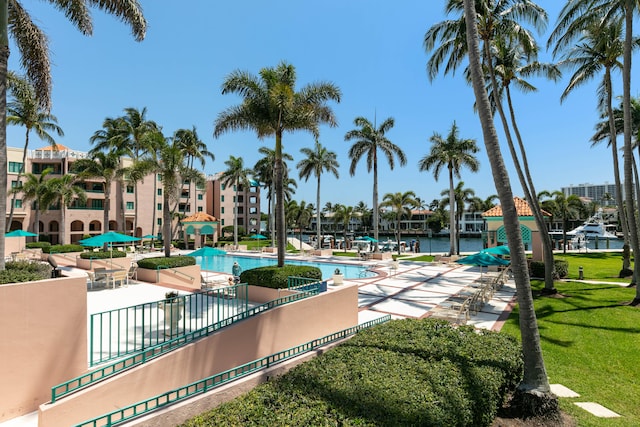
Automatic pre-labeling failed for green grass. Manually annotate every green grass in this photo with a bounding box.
[501,280,640,426]
[553,252,634,282]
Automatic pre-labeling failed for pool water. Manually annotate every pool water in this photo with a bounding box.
[197,255,376,280]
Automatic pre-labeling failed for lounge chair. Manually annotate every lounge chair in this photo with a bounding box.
[128,263,138,281]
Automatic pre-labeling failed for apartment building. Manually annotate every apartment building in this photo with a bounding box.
[6,144,211,244]
[206,173,261,236]
[562,182,618,206]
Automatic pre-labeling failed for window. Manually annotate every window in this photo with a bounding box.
[14,199,22,208]
[221,219,225,226]
[11,180,21,188]
[91,200,103,209]
[126,185,134,194]
[157,174,163,182]
[221,195,224,202]
[9,162,23,173]
[126,202,134,210]
[197,194,203,200]
[157,189,162,196]
[221,207,225,214]
[250,196,257,204]
[233,185,237,191]
[249,207,257,214]
[221,183,226,190]
[157,218,162,225]
[197,206,203,212]
[233,196,236,203]
[157,203,162,211]
[237,207,244,214]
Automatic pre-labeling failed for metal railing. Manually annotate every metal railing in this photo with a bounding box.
[287,276,323,292]
[53,286,320,402]
[90,285,248,366]
[73,315,391,427]
[156,265,195,283]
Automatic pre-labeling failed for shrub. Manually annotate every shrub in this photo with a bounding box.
[240,265,322,289]
[44,244,84,254]
[137,256,196,270]
[0,260,51,284]
[530,261,544,278]
[25,241,51,250]
[185,319,522,427]
[79,250,127,259]
[530,259,569,279]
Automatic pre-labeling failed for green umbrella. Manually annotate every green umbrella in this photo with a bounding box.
[481,245,510,256]
[5,229,38,237]
[79,232,141,266]
[188,246,227,257]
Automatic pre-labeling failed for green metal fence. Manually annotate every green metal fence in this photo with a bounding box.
[53,287,320,403]
[287,276,323,292]
[73,315,391,427]
[90,284,248,366]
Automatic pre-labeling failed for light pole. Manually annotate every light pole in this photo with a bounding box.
[428,229,432,255]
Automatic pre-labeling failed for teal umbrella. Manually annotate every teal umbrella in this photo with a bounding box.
[6,229,38,237]
[143,234,156,239]
[481,245,510,256]
[250,234,267,240]
[458,252,510,267]
[188,246,227,257]
[79,231,141,247]
[362,236,378,243]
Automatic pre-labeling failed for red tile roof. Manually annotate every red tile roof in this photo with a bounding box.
[482,197,551,217]
[182,213,217,222]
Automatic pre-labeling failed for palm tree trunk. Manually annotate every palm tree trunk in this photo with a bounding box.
[7,129,30,231]
[163,194,172,257]
[463,0,555,414]
[151,175,157,242]
[103,183,111,251]
[372,152,379,252]
[33,203,40,239]
[316,174,321,252]
[448,165,456,255]
[275,131,285,267]
[0,3,8,269]
[233,179,239,248]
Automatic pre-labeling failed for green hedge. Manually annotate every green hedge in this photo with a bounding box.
[137,256,196,270]
[0,260,51,284]
[183,319,522,427]
[239,265,322,289]
[25,241,51,250]
[44,244,84,254]
[79,250,127,259]
[530,259,569,279]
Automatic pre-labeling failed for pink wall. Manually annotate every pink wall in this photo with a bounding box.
[0,277,87,422]
[136,265,201,291]
[38,285,358,427]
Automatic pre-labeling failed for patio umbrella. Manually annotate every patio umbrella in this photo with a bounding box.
[362,236,378,242]
[188,246,227,257]
[250,234,267,240]
[142,234,156,239]
[481,245,510,256]
[458,251,510,279]
[79,232,141,265]
[5,229,38,237]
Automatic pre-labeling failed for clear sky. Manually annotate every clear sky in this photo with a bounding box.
[7,1,626,209]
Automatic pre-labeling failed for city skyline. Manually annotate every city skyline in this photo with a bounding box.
[6,1,622,207]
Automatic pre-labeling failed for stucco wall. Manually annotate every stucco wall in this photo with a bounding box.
[38,284,358,427]
[135,265,201,290]
[0,277,87,422]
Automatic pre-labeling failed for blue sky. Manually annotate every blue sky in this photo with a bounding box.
[7,1,625,209]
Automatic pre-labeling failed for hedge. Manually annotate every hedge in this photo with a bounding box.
[530,259,569,279]
[79,250,127,259]
[239,265,322,289]
[0,260,51,284]
[183,319,522,427]
[43,244,85,254]
[137,255,196,270]
[25,241,51,250]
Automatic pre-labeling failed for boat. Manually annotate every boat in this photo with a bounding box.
[380,239,407,253]
[550,209,618,240]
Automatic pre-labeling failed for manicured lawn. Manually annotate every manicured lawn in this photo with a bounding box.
[553,251,633,282]
[501,279,640,426]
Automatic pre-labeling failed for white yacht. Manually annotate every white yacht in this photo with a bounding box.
[551,209,618,240]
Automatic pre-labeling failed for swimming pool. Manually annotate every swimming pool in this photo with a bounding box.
[197,255,376,280]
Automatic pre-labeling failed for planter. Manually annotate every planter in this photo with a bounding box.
[332,274,344,285]
[159,299,184,337]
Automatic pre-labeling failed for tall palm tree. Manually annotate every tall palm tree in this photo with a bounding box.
[6,73,63,231]
[297,140,339,253]
[214,61,341,267]
[288,200,314,250]
[254,146,293,248]
[380,191,418,256]
[354,201,372,235]
[332,204,355,252]
[18,167,56,239]
[419,121,479,256]
[71,150,122,246]
[0,0,146,269]
[345,116,406,251]
[157,139,188,257]
[47,173,86,245]
[219,155,251,248]
[440,181,475,255]
[462,0,556,414]
[545,191,584,254]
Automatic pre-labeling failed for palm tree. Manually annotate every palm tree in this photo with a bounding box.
[157,139,188,257]
[354,201,372,235]
[297,140,339,254]
[288,200,314,250]
[332,204,355,252]
[47,174,86,245]
[219,155,252,248]
[214,61,341,267]
[553,17,631,273]
[254,146,294,247]
[380,191,418,256]
[18,167,56,239]
[0,0,146,269]
[440,181,475,255]
[6,73,63,231]
[419,121,479,256]
[462,0,556,414]
[345,116,406,251]
[71,150,122,247]
[545,191,584,254]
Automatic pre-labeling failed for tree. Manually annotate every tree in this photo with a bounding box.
[440,181,475,254]
[542,191,584,254]
[297,140,339,254]
[288,200,314,250]
[380,191,418,256]
[462,0,556,415]
[345,116,406,252]
[0,0,146,269]
[418,121,479,256]
[354,201,372,234]
[215,61,341,267]
[157,139,186,257]
[18,167,56,239]
[6,73,63,231]
[47,174,86,245]
[219,155,251,248]
[332,204,355,252]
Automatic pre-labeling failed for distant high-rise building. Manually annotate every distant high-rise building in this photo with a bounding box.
[562,182,618,206]
[206,173,261,236]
